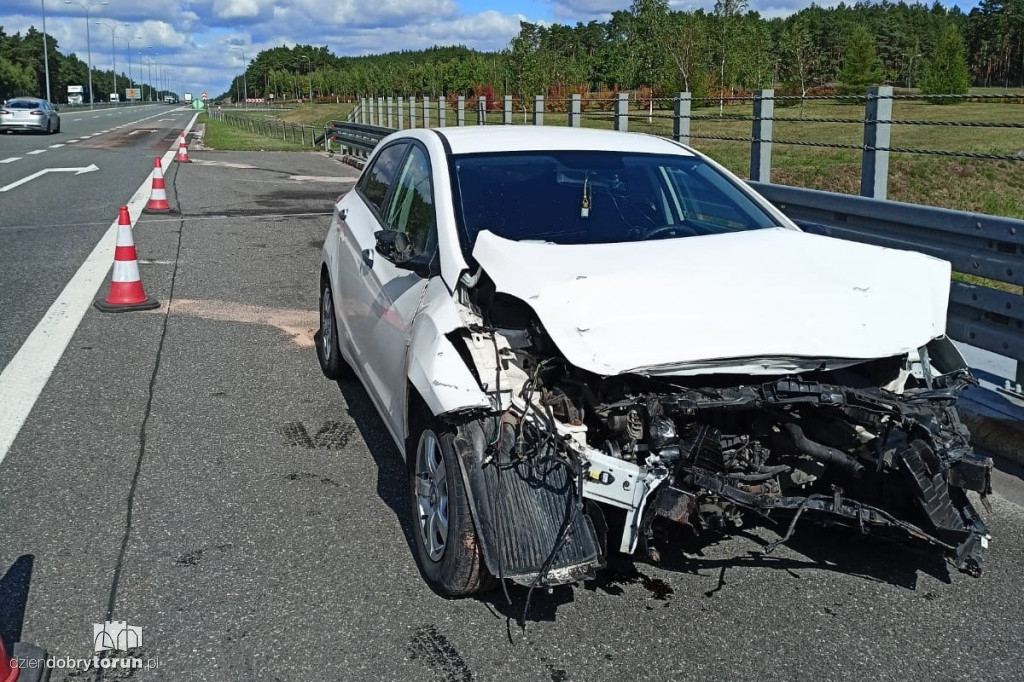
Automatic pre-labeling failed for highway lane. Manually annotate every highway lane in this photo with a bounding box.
[0,104,197,371]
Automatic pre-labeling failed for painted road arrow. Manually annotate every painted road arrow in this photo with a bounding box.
[0,164,99,193]
[128,129,159,135]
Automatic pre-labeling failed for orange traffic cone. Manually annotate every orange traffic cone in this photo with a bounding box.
[94,206,160,313]
[175,132,191,163]
[142,157,172,213]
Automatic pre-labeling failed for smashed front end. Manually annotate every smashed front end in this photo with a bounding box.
[435,283,992,591]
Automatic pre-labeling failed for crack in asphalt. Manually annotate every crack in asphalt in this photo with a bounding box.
[100,158,186,645]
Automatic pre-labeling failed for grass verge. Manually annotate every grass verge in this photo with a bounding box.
[200,113,307,151]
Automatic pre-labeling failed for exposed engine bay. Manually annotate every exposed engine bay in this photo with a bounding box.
[443,277,993,589]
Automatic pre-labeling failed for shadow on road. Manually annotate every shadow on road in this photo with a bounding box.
[334,376,418,553]
[0,554,34,647]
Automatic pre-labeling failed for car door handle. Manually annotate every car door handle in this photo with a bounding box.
[361,248,373,268]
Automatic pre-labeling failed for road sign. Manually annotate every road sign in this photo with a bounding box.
[125,87,140,101]
[201,91,208,101]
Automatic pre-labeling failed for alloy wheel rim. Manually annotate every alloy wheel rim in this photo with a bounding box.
[414,430,449,562]
[320,288,333,360]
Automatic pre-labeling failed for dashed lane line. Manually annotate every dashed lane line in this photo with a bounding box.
[0,111,200,466]
[0,157,20,164]
[27,150,46,155]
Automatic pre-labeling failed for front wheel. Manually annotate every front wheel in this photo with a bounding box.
[408,423,494,597]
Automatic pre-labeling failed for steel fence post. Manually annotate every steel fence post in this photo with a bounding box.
[360,98,366,124]
[614,92,629,132]
[438,96,445,126]
[397,97,404,129]
[533,95,544,126]
[673,92,691,144]
[457,96,465,126]
[423,95,430,127]
[750,89,774,183]
[377,97,384,127]
[861,85,892,200]
[503,95,512,124]
[409,96,416,128]
[387,97,394,128]
[477,96,486,125]
[569,94,581,127]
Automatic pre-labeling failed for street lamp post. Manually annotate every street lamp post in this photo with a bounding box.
[64,1,108,108]
[907,52,922,89]
[40,0,52,102]
[301,55,312,102]
[229,46,249,108]
[94,21,120,102]
[123,33,142,101]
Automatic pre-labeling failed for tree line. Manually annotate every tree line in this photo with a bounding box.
[217,0,1019,104]
[1,26,168,102]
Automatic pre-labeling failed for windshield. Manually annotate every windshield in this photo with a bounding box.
[452,151,781,252]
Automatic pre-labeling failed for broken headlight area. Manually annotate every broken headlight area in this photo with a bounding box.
[446,291,992,591]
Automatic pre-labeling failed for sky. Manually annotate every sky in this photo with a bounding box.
[0,0,980,97]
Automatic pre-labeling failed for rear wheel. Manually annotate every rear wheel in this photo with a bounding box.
[315,275,351,380]
[54,119,60,134]
[408,419,495,597]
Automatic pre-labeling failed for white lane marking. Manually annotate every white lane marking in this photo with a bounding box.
[69,118,80,121]
[0,157,21,164]
[0,111,199,465]
[27,149,47,155]
[0,164,99,193]
[288,175,353,183]
[48,143,65,148]
[66,139,79,143]
[190,160,256,169]
[128,129,158,135]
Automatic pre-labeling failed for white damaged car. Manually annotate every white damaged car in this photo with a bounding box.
[316,127,991,597]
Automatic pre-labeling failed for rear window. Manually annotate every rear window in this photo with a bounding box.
[357,143,407,215]
[7,101,41,109]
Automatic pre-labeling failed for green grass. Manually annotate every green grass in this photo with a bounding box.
[200,113,309,151]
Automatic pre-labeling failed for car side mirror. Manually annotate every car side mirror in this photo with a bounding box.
[374,230,415,264]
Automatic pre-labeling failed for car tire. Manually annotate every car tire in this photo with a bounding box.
[315,275,352,380]
[54,119,60,134]
[408,417,495,597]
[44,120,51,134]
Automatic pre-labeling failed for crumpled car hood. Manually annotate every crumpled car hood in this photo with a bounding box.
[471,228,951,376]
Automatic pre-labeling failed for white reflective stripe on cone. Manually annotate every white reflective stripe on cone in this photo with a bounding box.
[150,188,167,200]
[116,225,134,246]
[112,259,141,283]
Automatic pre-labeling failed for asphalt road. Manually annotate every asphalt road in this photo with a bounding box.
[0,146,1022,682]
[0,103,196,370]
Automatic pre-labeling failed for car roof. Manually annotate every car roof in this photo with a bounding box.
[434,126,694,156]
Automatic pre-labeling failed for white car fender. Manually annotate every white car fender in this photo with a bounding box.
[406,278,491,421]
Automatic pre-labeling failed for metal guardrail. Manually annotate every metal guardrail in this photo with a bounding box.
[325,121,393,154]
[750,182,1024,367]
[325,120,1024,373]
